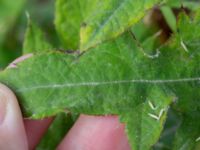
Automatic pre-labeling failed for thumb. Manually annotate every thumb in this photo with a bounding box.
[0,83,28,150]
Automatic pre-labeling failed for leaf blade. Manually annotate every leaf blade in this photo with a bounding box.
[55,0,166,50]
[23,18,53,54]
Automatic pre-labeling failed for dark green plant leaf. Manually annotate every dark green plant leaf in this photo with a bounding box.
[0,33,175,149]
[162,11,200,150]
[160,6,176,32]
[1,7,200,150]
[173,115,200,150]
[131,20,158,42]
[0,0,25,69]
[153,109,181,150]
[166,0,200,10]
[55,0,165,51]
[23,18,53,54]
[0,0,25,43]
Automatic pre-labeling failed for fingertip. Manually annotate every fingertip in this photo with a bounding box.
[57,115,131,150]
[0,83,28,150]
[24,117,53,150]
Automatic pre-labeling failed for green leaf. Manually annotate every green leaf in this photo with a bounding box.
[0,0,25,69]
[160,6,176,32]
[0,33,174,149]
[164,11,200,150]
[173,115,200,150]
[0,0,25,44]
[166,0,200,10]
[1,9,200,150]
[131,20,158,42]
[153,109,181,150]
[55,0,96,50]
[55,0,166,51]
[23,18,53,54]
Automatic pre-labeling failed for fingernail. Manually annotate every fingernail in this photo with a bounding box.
[0,92,7,125]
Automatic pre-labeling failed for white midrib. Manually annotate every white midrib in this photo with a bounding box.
[16,77,200,92]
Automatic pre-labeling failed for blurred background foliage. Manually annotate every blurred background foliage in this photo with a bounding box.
[1,0,199,70]
[0,0,57,69]
[0,0,199,70]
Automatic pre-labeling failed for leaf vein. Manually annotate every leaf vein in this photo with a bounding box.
[16,77,200,92]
